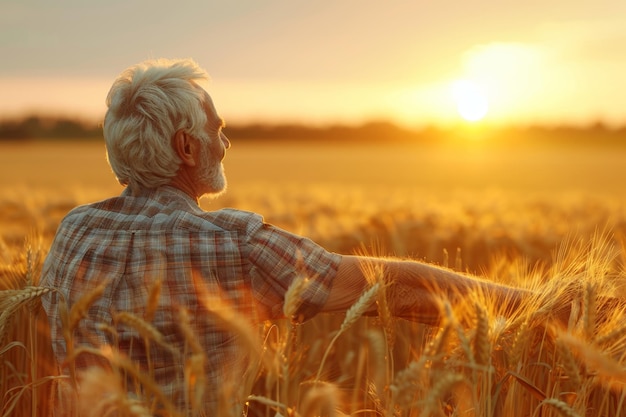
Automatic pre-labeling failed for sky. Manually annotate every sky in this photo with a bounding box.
[2,0,626,128]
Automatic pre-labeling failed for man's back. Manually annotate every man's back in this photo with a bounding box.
[41,185,340,410]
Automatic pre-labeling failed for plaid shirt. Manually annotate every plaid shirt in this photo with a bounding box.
[41,185,341,411]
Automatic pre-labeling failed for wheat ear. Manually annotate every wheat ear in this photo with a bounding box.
[283,276,310,320]
[473,302,490,367]
[455,247,463,271]
[390,357,428,409]
[68,279,109,331]
[371,265,395,351]
[508,318,530,371]
[419,372,465,417]
[595,322,626,347]
[104,349,181,417]
[78,365,170,417]
[558,331,626,387]
[538,398,581,417]
[0,286,51,343]
[425,322,452,357]
[556,336,582,388]
[316,283,380,381]
[582,282,596,341]
[341,282,380,334]
[113,311,179,358]
[204,296,262,355]
[444,301,475,365]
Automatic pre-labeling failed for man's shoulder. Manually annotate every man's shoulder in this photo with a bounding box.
[192,208,265,233]
[61,194,130,217]
[61,198,114,219]
[58,192,266,233]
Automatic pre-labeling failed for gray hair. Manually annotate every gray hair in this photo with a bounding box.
[103,58,210,188]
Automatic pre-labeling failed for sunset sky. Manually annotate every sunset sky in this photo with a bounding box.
[2,1,626,128]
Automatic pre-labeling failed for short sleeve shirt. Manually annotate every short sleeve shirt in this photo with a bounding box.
[40,185,341,410]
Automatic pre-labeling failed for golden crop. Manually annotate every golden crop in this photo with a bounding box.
[2,139,626,416]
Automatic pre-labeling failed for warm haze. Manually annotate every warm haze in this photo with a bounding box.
[2,1,626,128]
[5,3,626,416]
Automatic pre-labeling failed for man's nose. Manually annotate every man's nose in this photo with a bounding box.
[221,132,231,149]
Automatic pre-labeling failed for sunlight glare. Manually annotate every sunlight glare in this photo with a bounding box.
[451,80,489,122]
[459,43,544,123]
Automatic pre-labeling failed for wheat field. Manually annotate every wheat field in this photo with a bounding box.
[2,138,626,416]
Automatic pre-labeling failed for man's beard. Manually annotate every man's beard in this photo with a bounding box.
[198,146,227,198]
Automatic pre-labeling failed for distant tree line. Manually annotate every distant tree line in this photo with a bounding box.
[0,115,101,140]
[0,116,429,142]
[1,114,626,145]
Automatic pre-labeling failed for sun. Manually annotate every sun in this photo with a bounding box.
[451,79,489,122]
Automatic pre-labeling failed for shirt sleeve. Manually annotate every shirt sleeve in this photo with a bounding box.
[245,220,342,322]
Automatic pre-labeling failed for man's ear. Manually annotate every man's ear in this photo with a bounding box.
[173,130,197,167]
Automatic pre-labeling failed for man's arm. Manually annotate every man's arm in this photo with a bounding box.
[322,255,529,325]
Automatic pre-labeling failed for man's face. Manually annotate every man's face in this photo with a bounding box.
[195,93,230,197]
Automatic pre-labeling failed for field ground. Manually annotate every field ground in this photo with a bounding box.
[1,138,626,271]
[2,138,626,195]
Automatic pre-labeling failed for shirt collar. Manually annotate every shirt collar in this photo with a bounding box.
[121,185,201,210]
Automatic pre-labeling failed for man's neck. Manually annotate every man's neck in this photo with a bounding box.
[167,175,201,205]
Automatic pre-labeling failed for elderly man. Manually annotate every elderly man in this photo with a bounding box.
[41,58,531,413]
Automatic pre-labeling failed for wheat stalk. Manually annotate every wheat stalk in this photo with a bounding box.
[98,348,182,417]
[68,280,109,331]
[114,308,162,400]
[144,277,163,323]
[425,322,452,358]
[558,331,626,388]
[203,296,263,356]
[582,282,597,341]
[184,352,206,416]
[298,381,339,417]
[473,302,491,367]
[455,247,463,271]
[595,322,626,347]
[66,343,182,417]
[364,329,386,398]
[419,372,465,417]
[77,367,155,417]
[57,281,109,392]
[537,398,581,417]
[283,275,310,321]
[445,301,476,365]
[341,283,380,335]
[176,307,204,355]
[390,357,428,409]
[190,270,267,368]
[0,286,51,311]
[246,395,289,415]
[113,311,179,358]
[0,286,51,343]
[370,264,395,351]
[362,262,396,400]
[508,318,530,371]
[49,377,78,417]
[0,281,57,417]
[556,336,582,388]
[23,238,41,287]
[277,275,312,409]
[316,283,380,381]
